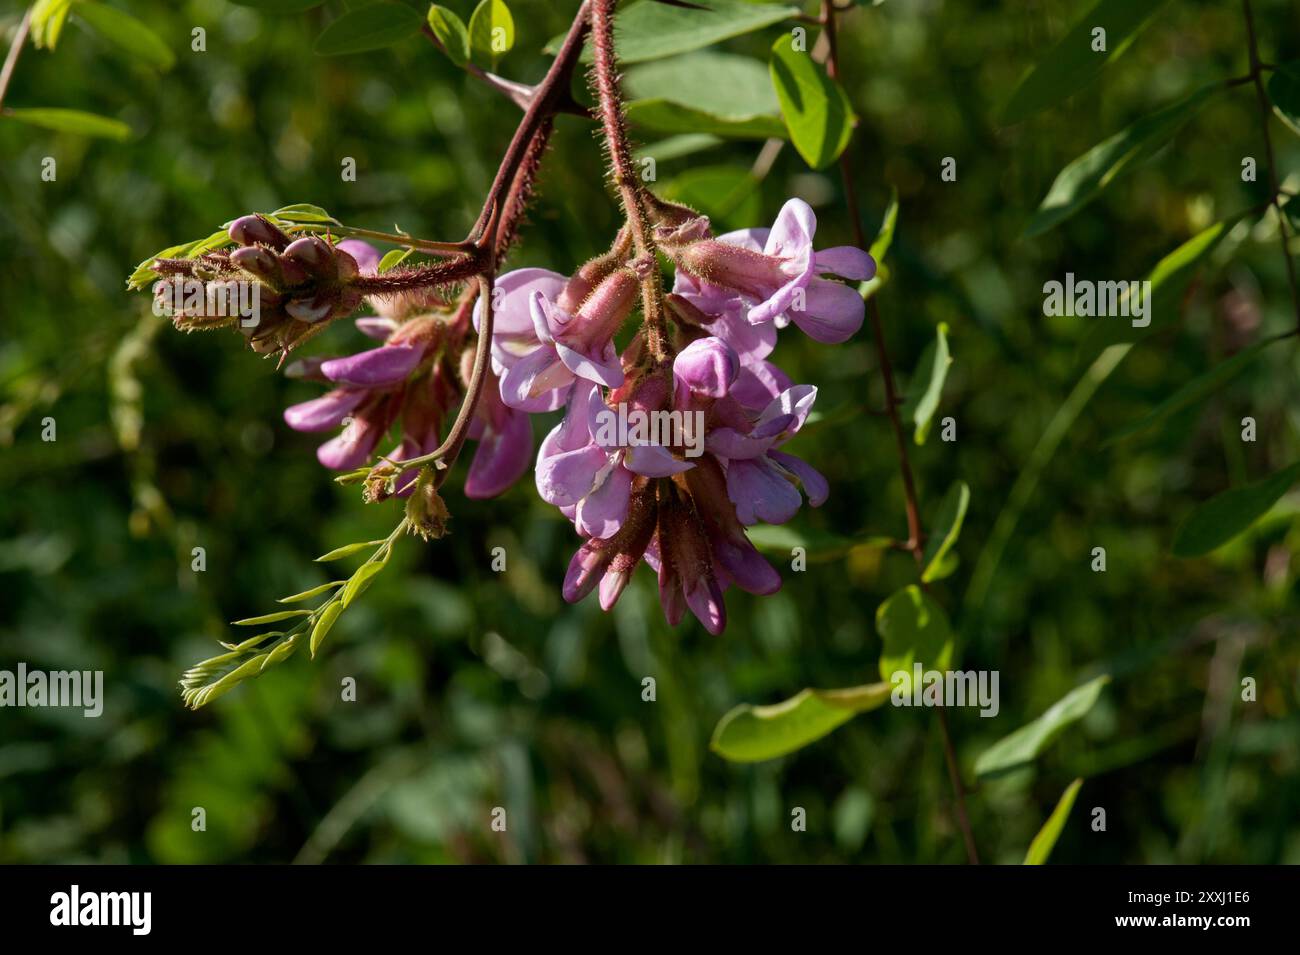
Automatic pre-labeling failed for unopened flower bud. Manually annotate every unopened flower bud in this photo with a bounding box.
[230,246,281,285]
[283,236,338,280]
[228,214,290,250]
[286,290,337,324]
[406,478,450,541]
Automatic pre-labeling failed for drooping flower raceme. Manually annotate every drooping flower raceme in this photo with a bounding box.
[282,240,533,500]
[470,196,872,634]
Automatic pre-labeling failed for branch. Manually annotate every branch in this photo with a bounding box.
[0,8,32,112]
[1242,0,1300,331]
[590,0,672,363]
[822,0,979,865]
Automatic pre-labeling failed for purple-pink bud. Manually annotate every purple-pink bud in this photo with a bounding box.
[228,215,289,250]
[283,237,338,280]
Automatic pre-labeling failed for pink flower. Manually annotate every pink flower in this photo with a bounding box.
[543,336,821,634]
[477,267,639,411]
[672,198,874,344]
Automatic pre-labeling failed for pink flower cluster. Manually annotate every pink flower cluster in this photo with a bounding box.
[283,199,872,633]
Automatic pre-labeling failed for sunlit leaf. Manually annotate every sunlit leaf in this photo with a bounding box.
[468,0,514,68]
[74,1,176,72]
[769,33,855,169]
[921,480,970,583]
[427,4,470,68]
[625,52,785,139]
[975,675,1110,778]
[900,322,951,445]
[1267,61,1300,137]
[316,539,385,562]
[876,586,954,686]
[310,603,343,658]
[711,683,892,763]
[1024,778,1083,865]
[5,107,131,141]
[232,609,312,626]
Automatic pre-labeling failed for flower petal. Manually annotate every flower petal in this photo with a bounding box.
[770,450,829,507]
[625,444,694,477]
[790,278,865,344]
[673,336,739,398]
[575,463,632,539]
[535,443,608,507]
[465,405,534,499]
[474,268,568,336]
[321,344,423,387]
[336,239,380,276]
[726,457,803,525]
[815,246,875,281]
[283,388,366,432]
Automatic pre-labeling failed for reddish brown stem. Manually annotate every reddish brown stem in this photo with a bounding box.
[589,0,673,364]
[823,0,977,865]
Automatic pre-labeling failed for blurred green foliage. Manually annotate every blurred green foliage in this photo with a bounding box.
[1,0,1299,864]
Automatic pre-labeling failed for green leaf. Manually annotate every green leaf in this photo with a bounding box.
[427,5,470,68]
[921,480,970,583]
[1001,0,1171,124]
[1024,778,1083,865]
[5,107,131,141]
[974,675,1110,778]
[1075,211,1248,359]
[624,52,785,140]
[663,165,762,230]
[1107,336,1285,445]
[267,203,341,226]
[635,134,724,163]
[1172,461,1300,558]
[341,559,387,608]
[468,0,514,68]
[125,228,232,290]
[309,603,344,658]
[710,683,892,763]
[876,586,954,686]
[313,2,422,56]
[315,539,385,562]
[1025,84,1219,237]
[859,188,899,299]
[228,0,326,11]
[377,248,414,273]
[31,0,74,50]
[744,523,880,562]
[899,322,951,445]
[74,2,176,71]
[1267,61,1300,137]
[277,580,346,604]
[231,609,312,626]
[549,1,801,65]
[769,33,855,170]
[625,101,786,140]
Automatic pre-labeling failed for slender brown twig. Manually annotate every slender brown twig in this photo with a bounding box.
[822,0,978,864]
[1242,0,1300,331]
[589,0,673,364]
[0,8,32,112]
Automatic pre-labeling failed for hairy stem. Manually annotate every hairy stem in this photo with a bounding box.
[823,0,978,864]
[590,0,672,364]
[1242,0,1300,331]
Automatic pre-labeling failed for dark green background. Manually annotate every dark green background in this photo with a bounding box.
[1,0,1298,863]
